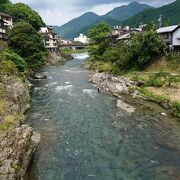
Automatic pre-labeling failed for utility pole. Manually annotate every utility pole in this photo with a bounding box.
[158,15,162,28]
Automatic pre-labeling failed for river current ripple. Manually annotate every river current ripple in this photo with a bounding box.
[25,53,180,180]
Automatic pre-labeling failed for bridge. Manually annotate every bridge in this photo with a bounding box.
[59,43,88,50]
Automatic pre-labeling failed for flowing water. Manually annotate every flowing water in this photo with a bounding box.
[25,53,180,180]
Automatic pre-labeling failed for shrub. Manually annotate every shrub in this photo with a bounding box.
[145,75,164,87]
[4,51,27,72]
[0,60,17,75]
[171,101,180,118]
[7,21,47,70]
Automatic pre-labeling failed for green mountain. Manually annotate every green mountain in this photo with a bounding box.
[53,12,100,40]
[122,0,180,27]
[77,2,151,36]
[54,2,151,39]
[103,1,151,22]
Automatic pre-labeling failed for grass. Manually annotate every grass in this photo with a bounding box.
[146,55,180,75]
[131,86,180,119]
[0,114,19,131]
[60,47,88,55]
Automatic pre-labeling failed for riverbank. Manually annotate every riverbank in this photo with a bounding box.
[83,56,180,119]
[89,72,180,119]
[0,69,41,179]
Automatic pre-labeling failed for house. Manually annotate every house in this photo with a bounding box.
[74,34,89,44]
[0,12,13,29]
[116,27,142,43]
[157,25,180,51]
[0,12,13,40]
[0,18,7,39]
[39,26,59,52]
[117,33,131,42]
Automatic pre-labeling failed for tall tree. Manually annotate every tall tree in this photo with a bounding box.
[7,22,47,69]
[88,23,111,60]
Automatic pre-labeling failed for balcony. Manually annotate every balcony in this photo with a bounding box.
[0,28,6,34]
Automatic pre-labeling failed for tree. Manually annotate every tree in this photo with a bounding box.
[1,1,45,30]
[88,22,111,43]
[88,23,111,60]
[136,30,165,69]
[7,22,47,69]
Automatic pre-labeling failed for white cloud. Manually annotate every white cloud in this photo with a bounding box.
[10,0,175,25]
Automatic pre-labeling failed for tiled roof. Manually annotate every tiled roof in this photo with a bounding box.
[0,12,12,18]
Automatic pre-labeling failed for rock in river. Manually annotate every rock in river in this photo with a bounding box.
[34,72,47,79]
[116,99,135,114]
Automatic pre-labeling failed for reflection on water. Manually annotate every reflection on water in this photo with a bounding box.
[25,53,180,180]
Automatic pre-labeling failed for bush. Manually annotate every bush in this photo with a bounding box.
[171,101,180,118]
[7,22,47,70]
[0,60,17,75]
[145,74,164,87]
[88,25,165,72]
[3,51,27,72]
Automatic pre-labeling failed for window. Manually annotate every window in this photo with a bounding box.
[164,34,169,39]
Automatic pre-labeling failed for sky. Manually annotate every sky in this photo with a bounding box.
[11,0,175,26]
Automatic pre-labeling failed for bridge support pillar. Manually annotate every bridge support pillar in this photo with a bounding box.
[72,46,76,51]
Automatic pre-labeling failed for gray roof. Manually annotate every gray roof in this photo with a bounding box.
[0,12,12,18]
[157,25,179,34]
[117,33,130,40]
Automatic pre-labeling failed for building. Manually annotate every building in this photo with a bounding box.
[0,12,13,40]
[116,27,143,43]
[74,34,89,44]
[0,12,13,29]
[39,26,59,52]
[157,25,180,50]
[0,19,7,39]
[117,33,131,42]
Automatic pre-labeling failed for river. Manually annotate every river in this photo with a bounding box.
[25,53,180,180]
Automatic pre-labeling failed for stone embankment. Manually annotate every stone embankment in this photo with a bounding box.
[46,50,73,66]
[46,50,63,66]
[0,75,40,180]
[89,73,136,114]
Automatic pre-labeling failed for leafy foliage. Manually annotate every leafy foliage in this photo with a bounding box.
[122,0,180,27]
[0,0,45,30]
[104,30,164,71]
[7,22,47,69]
[3,51,27,72]
[88,23,111,60]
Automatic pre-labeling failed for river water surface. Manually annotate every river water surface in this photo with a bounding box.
[26,53,180,180]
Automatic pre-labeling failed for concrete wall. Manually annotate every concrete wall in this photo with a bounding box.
[173,28,180,46]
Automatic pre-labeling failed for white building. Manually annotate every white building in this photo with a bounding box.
[157,25,180,49]
[0,12,13,40]
[0,12,13,29]
[39,26,59,52]
[74,34,89,44]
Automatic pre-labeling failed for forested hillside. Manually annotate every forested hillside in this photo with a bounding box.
[54,2,151,39]
[0,0,47,71]
[53,12,100,40]
[122,0,180,27]
[0,0,45,30]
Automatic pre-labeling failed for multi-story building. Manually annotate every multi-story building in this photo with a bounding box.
[39,26,59,52]
[157,25,180,51]
[0,12,13,40]
[74,34,89,44]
